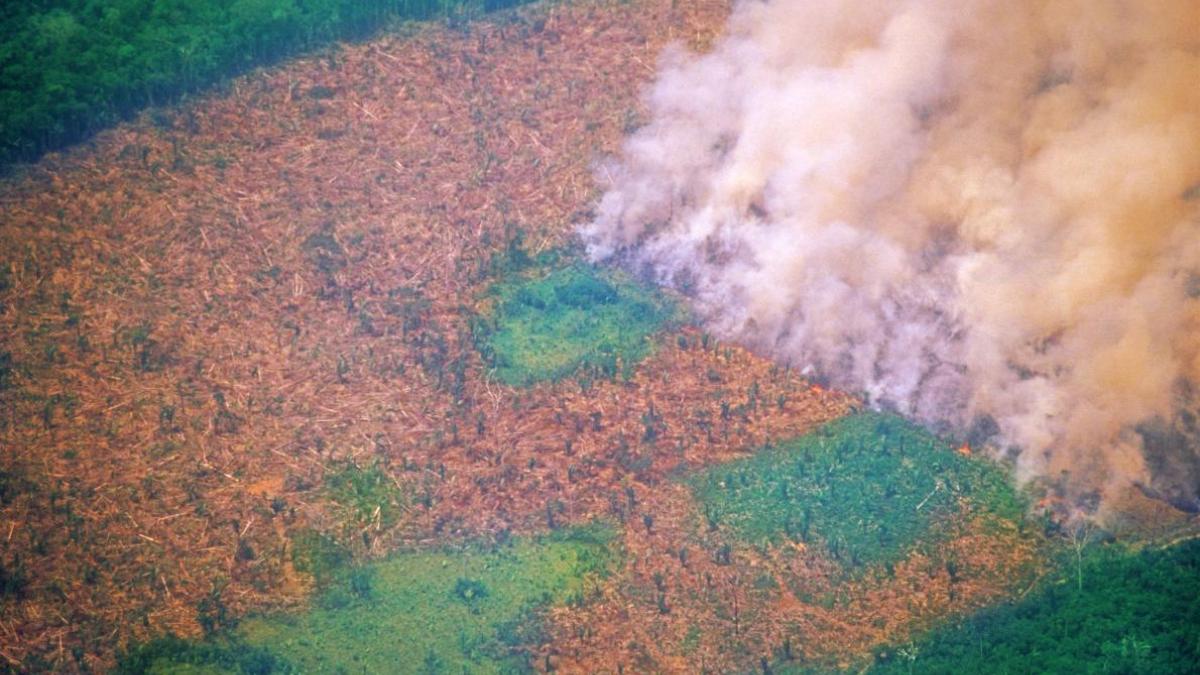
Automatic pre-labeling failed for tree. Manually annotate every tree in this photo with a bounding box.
[1068,519,1095,591]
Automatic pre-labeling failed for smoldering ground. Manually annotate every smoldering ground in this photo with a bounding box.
[582,0,1200,514]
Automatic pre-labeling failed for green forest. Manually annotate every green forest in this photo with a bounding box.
[868,539,1200,674]
[0,0,528,170]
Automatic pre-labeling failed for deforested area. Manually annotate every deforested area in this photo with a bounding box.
[1,1,1197,673]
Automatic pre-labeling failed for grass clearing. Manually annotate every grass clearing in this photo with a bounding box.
[689,413,1026,570]
[478,264,676,386]
[119,524,618,674]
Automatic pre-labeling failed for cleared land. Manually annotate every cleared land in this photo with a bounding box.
[1,1,1195,673]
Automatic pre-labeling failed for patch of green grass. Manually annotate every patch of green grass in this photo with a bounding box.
[243,523,617,673]
[478,264,676,386]
[689,413,1026,569]
[120,524,618,674]
[323,461,406,530]
[868,539,1200,674]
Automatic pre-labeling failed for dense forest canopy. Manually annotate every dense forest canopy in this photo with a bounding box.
[868,539,1200,674]
[0,0,528,169]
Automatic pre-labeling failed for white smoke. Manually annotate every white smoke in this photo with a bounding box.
[582,0,1200,509]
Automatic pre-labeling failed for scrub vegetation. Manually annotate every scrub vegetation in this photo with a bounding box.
[118,524,618,674]
[322,460,408,531]
[478,264,677,386]
[0,0,533,169]
[690,413,1027,570]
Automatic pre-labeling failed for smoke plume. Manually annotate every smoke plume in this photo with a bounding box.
[582,0,1200,512]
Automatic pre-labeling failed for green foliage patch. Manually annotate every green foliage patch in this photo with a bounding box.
[689,413,1025,569]
[115,635,284,675]
[869,539,1200,674]
[289,529,350,586]
[478,264,676,386]
[243,523,616,673]
[119,524,618,674]
[0,0,536,170]
[322,460,406,530]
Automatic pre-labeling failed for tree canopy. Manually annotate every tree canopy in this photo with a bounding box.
[869,539,1200,674]
[0,0,530,170]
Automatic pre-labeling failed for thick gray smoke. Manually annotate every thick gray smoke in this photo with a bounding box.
[582,0,1200,512]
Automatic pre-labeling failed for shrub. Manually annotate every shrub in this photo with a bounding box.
[290,529,350,585]
[114,634,288,674]
[322,461,406,530]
